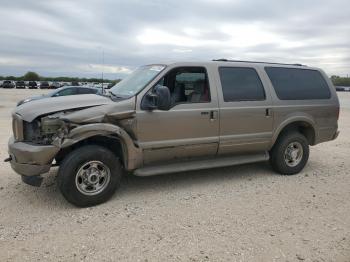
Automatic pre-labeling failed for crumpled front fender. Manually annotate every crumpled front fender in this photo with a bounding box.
[60,123,142,171]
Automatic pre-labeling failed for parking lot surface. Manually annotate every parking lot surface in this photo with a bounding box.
[0,89,349,261]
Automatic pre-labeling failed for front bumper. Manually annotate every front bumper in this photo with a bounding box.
[7,137,59,177]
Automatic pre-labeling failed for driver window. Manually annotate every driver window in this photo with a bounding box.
[156,67,210,105]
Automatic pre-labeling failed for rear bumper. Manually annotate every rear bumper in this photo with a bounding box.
[7,137,59,177]
[332,130,340,140]
[316,126,340,144]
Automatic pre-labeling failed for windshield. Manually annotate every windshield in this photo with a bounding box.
[47,88,62,97]
[110,65,165,97]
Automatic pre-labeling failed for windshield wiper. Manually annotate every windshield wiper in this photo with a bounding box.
[110,92,126,99]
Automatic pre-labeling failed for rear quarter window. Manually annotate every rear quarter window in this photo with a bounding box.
[265,67,331,100]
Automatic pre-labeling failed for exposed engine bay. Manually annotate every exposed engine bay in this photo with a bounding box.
[23,112,70,145]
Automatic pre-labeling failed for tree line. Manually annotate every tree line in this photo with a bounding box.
[0,71,121,84]
[331,76,350,87]
[1,71,349,87]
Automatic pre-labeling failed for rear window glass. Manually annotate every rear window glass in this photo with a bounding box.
[265,67,331,100]
[219,67,265,102]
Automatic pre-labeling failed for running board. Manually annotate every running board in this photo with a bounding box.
[134,152,269,177]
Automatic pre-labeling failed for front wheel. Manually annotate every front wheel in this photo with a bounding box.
[57,145,122,207]
[270,131,309,175]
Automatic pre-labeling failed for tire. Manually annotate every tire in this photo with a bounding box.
[57,145,122,207]
[270,131,309,175]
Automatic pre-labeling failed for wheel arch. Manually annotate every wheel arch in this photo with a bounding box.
[57,123,142,170]
[272,117,317,147]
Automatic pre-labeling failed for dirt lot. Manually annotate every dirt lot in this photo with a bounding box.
[0,89,349,262]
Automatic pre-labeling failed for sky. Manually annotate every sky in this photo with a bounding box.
[0,0,349,79]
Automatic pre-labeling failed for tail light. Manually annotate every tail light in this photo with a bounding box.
[337,106,340,121]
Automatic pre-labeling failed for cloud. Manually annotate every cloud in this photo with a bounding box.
[0,0,349,77]
[78,64,133,74]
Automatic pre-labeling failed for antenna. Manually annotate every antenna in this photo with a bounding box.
[101,48,105,94]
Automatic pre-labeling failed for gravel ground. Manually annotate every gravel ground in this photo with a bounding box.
[0,89,349,262]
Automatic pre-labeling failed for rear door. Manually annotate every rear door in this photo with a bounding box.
[216,66,274,154]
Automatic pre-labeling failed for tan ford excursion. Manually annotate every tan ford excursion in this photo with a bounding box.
[6,60,340,206]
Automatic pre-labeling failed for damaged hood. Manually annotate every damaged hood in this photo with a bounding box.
[61,97,136,123]
[15,94,111,122]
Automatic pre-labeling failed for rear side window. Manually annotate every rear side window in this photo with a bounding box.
[57,88,76,96]
[265,67,331,100]
[219,67,265,102]
[79,88,97,94]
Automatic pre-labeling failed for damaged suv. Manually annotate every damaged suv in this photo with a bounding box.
[6,60,340,206]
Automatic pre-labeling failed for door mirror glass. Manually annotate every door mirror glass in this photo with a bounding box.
[155,85,171,110]
[142,85,171,111]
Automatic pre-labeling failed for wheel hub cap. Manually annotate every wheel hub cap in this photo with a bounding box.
[75,161,111,196]
[284,142,303,167]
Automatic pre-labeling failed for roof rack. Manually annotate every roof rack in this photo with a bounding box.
[212,59,305,67]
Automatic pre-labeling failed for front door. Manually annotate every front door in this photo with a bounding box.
[136,66,220,165]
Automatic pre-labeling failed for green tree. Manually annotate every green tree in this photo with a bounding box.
[23,71,40,81]
[330,75,350,87]
[6,76,16,80]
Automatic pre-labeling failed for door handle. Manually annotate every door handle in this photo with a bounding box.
[265,108,272,117]
[210,110,218,120]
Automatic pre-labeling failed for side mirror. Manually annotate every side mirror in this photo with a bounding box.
[154,85,171,110]
[143,85,171,111]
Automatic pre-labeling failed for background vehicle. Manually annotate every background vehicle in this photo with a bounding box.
[336,86,350,92]
[2,80,15,88]
[102,83,109,89]
[15,81,26,89]
[107,82,116,89]
[7,61,339,207]
[17,86,102,106]
[28,81,38,89]
[50,82,60,89]
[40,81,50,89]
[92,82,102,88]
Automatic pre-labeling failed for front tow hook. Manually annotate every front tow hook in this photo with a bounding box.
[4,156,12,162]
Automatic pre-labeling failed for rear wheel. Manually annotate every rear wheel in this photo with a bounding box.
[270,131,309,175]
[57,145,122,207]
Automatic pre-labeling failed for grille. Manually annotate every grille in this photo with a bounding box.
[12,114,24,141]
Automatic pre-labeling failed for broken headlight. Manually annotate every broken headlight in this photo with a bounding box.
[40,115,67,144]
[23,113,69,145]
